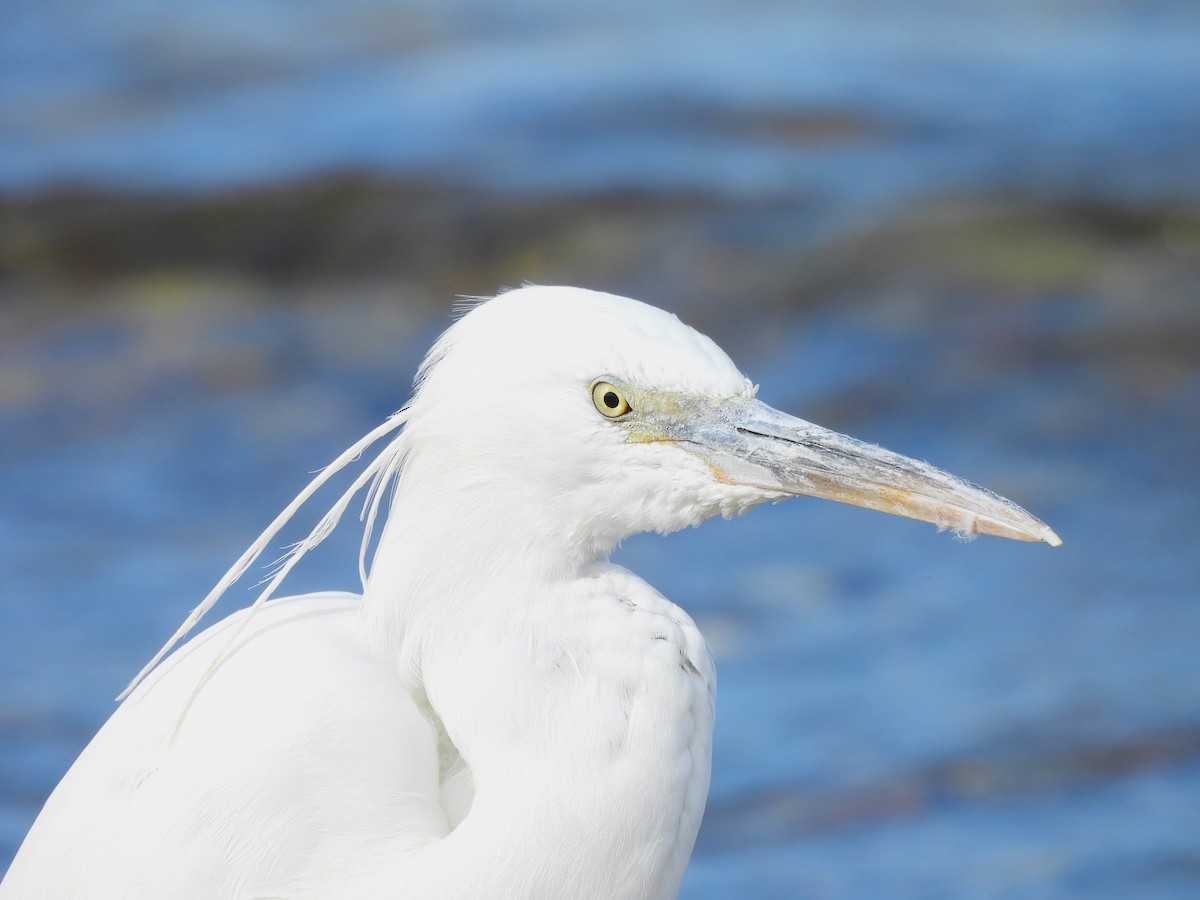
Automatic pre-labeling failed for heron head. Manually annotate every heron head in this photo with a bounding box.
[406,285,1060,555]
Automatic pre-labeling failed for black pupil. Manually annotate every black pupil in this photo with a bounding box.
[603,391,620,409]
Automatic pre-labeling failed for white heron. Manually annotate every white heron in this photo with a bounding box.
[1,286,1059,898]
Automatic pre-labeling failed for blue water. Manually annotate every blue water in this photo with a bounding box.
[3,0,1199,210]
[2,1,1200,896]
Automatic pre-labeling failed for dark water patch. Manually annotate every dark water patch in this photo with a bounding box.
[762,198,1200,313]
[0,177,734,297]
[698,722,1200,850]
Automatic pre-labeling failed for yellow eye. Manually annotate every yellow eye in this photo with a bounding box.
[592,381,631,418]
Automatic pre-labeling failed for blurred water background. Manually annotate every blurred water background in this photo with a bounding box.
[2,1,1199,896]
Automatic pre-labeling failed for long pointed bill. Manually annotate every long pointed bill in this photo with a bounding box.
[634,393,1061,546]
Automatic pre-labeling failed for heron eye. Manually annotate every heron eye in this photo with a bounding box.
[592,381,631,418]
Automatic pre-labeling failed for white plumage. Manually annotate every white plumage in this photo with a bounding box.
[1,286,1058,898]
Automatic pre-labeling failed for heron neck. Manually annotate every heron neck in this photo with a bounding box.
[354,449,712,899]
[357,448,607,667]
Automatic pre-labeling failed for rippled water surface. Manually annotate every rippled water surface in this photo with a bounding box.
[4,0,1199,205]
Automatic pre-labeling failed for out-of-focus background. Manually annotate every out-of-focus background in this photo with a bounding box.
[2,1,1198,896]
